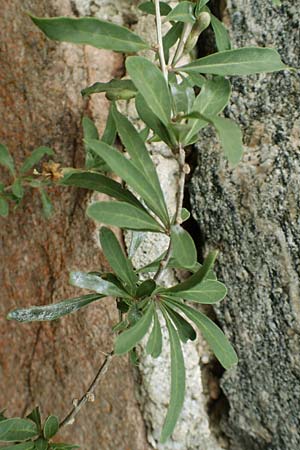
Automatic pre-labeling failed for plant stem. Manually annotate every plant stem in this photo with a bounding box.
[154,0,168,81]
[171,23,193,66]
[59,351,114,429]
[153,145,186,282]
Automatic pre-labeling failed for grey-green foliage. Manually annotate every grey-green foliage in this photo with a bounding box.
[2,0,290,447]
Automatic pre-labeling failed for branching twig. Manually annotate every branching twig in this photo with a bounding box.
[153,145,186,282]
[154,0,168,81]
[59,351,114,429]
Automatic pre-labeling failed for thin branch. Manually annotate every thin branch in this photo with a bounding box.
[154,0,168,81]
[153,145,186,282]
[59,351,114,429]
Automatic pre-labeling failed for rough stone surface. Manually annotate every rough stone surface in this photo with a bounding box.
[190,1,300,449]
[0,1,150,449]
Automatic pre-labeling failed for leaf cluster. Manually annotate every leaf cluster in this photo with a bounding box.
[2,0,290,445]
[0,408,77,450]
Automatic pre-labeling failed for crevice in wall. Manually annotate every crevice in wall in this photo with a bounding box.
[182,1,233,448]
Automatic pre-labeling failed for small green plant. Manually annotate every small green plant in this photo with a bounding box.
[0,0,289,447]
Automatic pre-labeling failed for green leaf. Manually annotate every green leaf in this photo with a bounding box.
[126,56,172,126]
[82,116,104,171]
[111,106,168,221]
[39,189,53,219]
[29,15,149,53]
[0,444,35,450]
[48,445,80,450]
[115,302,154,354]
[160,313,185,443]
[87,201,163,232]
[20,147,54,174]
[170,77,195,115]
[128,231,145,259]
[185,76,231,143]
[101,106,117,146]
[0,198,9,217]
[43,416,59,440]
[163,304,196,343]
[171,225,197,269]
[34,438,48,450]
[81,79,137,100]
[179,47,288,76]
[210,13,231,52]
[70,272,129,298]
[136,279,156,298]
[165,2,196,23]
[168,279,227,303]
[165,250,218,293]
[138,1,172,16]
[164,298,238,369]
[163,22,184,63]
[100,227,137,289]
[0,418,38,442]
[11,179,24,199]
[7,293,103,323]
[180,208,190,222]
[146,309,162,358]
[210,116,243,165]
[185,72,206,88]
[85,139,169,225]
[0,144,15,176]
[27,407,41,430]
[61,170,144,209]
[135,94,175,147]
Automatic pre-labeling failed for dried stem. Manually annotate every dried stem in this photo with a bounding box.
[154,0,168,81]
[59,351,114,429]
[153,145,186,282]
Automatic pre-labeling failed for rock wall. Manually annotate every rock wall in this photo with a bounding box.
[190,1,300,449]
[0,1,150,449]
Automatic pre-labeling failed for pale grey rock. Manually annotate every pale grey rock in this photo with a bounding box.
[190,1,300,449]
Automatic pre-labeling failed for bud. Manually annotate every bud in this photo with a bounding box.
[184,11,211,53]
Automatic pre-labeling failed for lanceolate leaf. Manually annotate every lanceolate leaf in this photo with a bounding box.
[0,144,15,176]
[115,302,154,354]
[146,309,163,358]
[0,443,35,450]
[0,418,38,442]
[70,272,129,298]
[138,1,172,16]
[135,94,175,148]
[20,146,54,174]
[163,22,184,63]
[101,105,117,146]
[164,298,238,369]
[82,116,106,171]
[168,279,227,303]
[7,294,103,322]
[165,1,196,23]
[87,201,163,232]
[61,170,144,209]
[165,250,218,293]
[81,79,137,100]
[185,76,231,142]
[100,227,137,289]
[210,116,243,165]
[43,415,59,440]
[210,13,231,52]
[29,15,149,53]
[0,198,9,217]
[160,312,185,443]
[26,407,41,430]
[111,106,168,220]
[163,304,196,343]
[179,47,288,76]
[136,279,156,298]
[128,231,145,259]
[126,56,172,126]
[85,139,169,225]
[171,225,197,269]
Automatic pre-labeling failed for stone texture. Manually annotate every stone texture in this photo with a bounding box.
[190,1,300,449]
[0,1,150,448]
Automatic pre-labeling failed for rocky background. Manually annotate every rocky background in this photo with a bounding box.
[0,0,299,449]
